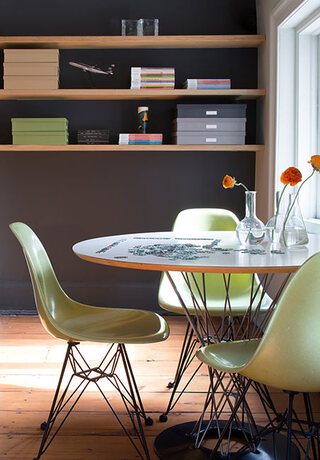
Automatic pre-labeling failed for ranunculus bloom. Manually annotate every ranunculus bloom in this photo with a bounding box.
[222,175,236,189]
[280,167,302,186]
[308,155,320,172]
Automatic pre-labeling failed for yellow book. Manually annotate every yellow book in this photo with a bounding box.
[4,62,59,76]
[4,49,59,63]
[4,76,59,89]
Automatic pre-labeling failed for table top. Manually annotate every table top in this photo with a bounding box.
[72,231,320,274]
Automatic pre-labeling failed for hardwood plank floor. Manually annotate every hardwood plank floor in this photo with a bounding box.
[0,316,319,459]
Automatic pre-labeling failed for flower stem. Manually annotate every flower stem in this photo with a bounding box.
[272,184,288,241]
[282,169,315,246]
[235,182,249,191]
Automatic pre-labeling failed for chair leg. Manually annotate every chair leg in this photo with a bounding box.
[33,342,80,460]
[303,392,319,460]
[286,391,296,460]
[159,321,202,422]
[33,341,151,460]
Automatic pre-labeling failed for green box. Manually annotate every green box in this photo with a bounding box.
[11,118,68,132]
[12,132,69,145]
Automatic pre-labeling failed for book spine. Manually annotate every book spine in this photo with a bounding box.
[131,67,141,89]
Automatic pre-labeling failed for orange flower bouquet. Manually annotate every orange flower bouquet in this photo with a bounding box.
[222,175,265,246]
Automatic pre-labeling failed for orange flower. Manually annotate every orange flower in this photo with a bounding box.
[222,175,236,189]
[280,167,302,186]
[308,155,320,172]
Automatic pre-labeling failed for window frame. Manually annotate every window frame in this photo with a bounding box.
[275,1,320,233]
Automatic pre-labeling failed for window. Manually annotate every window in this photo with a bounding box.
[276,1,320,231]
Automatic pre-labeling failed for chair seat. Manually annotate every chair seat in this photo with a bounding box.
[48,301,169,344]
[196,339,260,373]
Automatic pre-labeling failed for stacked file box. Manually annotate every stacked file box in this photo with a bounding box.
[174,104,246,145]
[12,118,68,145]
[4,49,59,89]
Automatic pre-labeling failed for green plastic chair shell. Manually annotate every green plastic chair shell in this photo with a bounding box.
[158,208,271,316]
[197,251,320,393]
[10,222,169,344]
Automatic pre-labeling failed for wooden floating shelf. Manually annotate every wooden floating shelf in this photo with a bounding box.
[0,144,264,152]
[0,89,265,101]
[0,35,265,49]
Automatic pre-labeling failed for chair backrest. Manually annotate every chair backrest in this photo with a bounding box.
[242,251,320,392]
[172,208,239,232]
[158,208,267,316]
[10,222,72,338]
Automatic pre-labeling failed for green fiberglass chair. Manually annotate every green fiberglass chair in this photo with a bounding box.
[10,222,169,460]
[158,208,273,422]
[197,251,320,459]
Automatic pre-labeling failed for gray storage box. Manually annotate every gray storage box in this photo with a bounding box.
[174,118,246,132]
[176,104,247,118]
[174,131,245,145]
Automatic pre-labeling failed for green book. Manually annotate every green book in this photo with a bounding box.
[12,132,69,145]
[11,118,68,132]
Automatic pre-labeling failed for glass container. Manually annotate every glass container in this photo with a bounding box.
[236,191,265,246]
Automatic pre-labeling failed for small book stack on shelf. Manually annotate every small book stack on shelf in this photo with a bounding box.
[119,133,163,144]
[131,67,175,89]
[173,104,246,145]
[77,129,110,144]
[11,118,68,145]
[184,79,231,89]
[3,49,59,90]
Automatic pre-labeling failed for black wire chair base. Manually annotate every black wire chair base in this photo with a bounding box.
[33,341,151,460]
[154,420,300,460]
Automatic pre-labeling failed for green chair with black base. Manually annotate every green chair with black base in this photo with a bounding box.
[158,208,273,422]
[10,222,169,460]
[197,251,320,459]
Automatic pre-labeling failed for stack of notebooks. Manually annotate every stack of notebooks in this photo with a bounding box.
[173,104,246,145]
[119,133,163,145]
[3,49,59,90]
[131,67,175,89]
[184,79,231,89]
[77,129,110,144]
[12,118,68,145]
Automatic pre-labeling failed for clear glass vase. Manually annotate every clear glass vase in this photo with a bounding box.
[266,191,288,245]
[236,191,265,246]
[282,193,308,247]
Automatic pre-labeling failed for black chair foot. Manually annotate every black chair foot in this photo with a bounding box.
[145,417,153,426]
[40,421,47,430]
[167,381,174,389]
[159,413,168,422]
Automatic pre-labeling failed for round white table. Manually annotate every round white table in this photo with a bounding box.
[72,230,320,274]
[73,231,320,459]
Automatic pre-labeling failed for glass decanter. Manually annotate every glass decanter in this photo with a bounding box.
[236,191,265,246]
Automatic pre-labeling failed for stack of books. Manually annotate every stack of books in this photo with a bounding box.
[173,104,246,145]
[131,67,175,89]
[119,133,163,145]
[12,118,68,145]
[3,49,59,90]
[77,129,110,144]
[184,79,231,89]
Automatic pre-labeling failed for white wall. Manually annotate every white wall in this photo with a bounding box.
[256,0,280,222]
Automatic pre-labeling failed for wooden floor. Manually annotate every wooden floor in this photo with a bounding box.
[1,315,319,460]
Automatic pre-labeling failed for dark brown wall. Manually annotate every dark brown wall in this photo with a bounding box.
[0,0,258,313]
